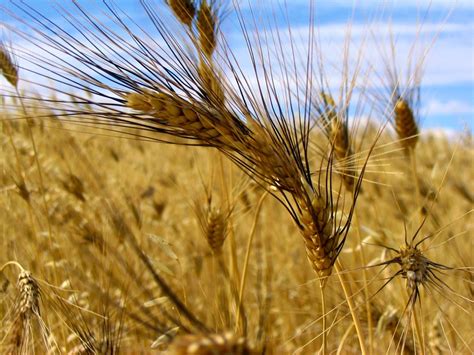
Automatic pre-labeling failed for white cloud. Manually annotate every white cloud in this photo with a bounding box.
[425,99,474,115]
[238,0,474,10]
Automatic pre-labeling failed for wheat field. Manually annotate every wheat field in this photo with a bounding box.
[0,1,473,354]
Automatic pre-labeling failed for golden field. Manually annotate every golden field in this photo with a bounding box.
[0,110,472,353]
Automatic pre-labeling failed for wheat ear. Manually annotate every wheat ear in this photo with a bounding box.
[205,207,228,253]
[0,44,18,87]
[299,194,336,278]
[168,0,196,28]
[197,0,217,58]
[125,91,236,144]
[1,263,41,354]
[394,98,419,150]
[321,93,357,191]
[17,270,40,318]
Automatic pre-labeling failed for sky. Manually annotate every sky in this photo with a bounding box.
[1,0,473,133]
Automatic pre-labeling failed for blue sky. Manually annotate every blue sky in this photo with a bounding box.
[2,0,473,133]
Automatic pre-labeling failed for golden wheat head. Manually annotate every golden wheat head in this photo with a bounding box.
[0,44,19,88]
[168,0,197,27]
[394,98,419,150]
[197,0,217,58]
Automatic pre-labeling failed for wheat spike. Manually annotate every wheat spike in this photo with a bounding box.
[204,207,228,253]
[5,270,40,354]
[383,237,451,310]
[125,91,234,143]
[394,98,419,150]
[198,61,225,106]
[299,194,337,278]
[17,270,40,318]
[0,44,19,88]
[195,1,225,107]
[127,86,343,279]
[168,0,196,27]
[399,245,429,292]
[197,0,217,58]
[320,93,357,190]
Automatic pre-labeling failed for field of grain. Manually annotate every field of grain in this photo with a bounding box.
[0,1,473,354]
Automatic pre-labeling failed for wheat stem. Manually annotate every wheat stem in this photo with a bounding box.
[320,284,327,355]
[218,156,241,289]
[412,304,425,353]
[353,211,373,354]
[409,147,422,218]
[236,191,268,333]
[336,323,354,355]
[335,261,367,355]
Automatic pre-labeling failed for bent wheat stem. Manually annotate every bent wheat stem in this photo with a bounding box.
[335,261,368,355]
[236,191,268,333]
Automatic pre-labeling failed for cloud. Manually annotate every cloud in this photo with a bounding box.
[238,0,474,10]
[425,99,474,115]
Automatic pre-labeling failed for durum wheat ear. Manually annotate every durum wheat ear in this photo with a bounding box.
[12,0,366,288]
[17,270,40,318]
[197,0,217,58]
[395,98,419,150]
[196,1,225,106]
[299,193,337,278]
[168,0,196,28]
[125,91,236,144]
[321,93,357,190]
[6,269,40,353]
[205,207,228,253]
[0,44,18,87]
